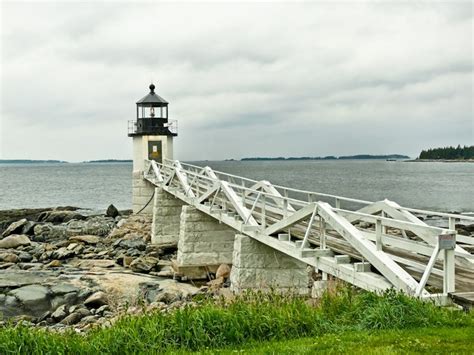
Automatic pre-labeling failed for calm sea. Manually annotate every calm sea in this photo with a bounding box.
[0,161,473,213]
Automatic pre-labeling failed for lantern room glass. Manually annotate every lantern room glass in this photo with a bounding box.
[137,106,168,119]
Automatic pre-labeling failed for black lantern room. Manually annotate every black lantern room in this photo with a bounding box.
[128,84,178,137]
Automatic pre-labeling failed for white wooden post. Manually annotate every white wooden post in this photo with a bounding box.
[443,249,455,294]
[320,216,328,281]
[335,198,341,209]
[261,194,266,228]
[381,211,387,234]
[448,217,456,232]
[375,219,383,251]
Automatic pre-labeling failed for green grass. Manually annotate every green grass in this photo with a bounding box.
[0,287,472,354]
[192,327,474,354]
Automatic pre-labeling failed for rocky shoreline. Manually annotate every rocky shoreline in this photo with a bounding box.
[0,206,229,332]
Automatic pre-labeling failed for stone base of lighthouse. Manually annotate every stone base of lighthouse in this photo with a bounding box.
[132,171,155,214]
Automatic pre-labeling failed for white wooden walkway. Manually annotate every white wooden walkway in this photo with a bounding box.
[144,158,474,302]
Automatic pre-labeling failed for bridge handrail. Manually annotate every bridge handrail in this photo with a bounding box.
[334,208,455,235]
[167,159,474,223]
[157,160,464,241]
[158,160,311,208]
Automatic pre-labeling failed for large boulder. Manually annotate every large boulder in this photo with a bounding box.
[38,211,86,223]
[66,217,115,236]
[34,224,67,240]
[9,284,50,316]
[0,234,30,249]
[1,219,28,238]
[33,217,115,240]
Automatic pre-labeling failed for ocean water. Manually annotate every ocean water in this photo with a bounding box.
[0,161,473,213]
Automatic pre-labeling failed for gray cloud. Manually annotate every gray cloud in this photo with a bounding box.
[1,1,472,162]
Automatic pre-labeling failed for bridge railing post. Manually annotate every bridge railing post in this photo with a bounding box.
[319,215,328,281]
[375,219,383,251]
[443,248,455,294]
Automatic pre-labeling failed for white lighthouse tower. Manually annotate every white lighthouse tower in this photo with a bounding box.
[128,83,177,213]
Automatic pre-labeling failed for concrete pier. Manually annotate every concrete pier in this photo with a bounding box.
[230,234,310,294]
[176,206,235,271]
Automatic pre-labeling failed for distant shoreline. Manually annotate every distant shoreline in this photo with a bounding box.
[238,154,410,161]
[0,159,132,164]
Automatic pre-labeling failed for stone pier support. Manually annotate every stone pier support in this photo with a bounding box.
[132,172,155,214]
[176,206,235,276]
[151,187,185,245]
[230,234,310,295]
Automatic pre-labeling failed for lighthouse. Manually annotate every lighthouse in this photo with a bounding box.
[129,83,178,213]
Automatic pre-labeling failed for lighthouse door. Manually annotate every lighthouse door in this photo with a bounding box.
[148,141,162,163]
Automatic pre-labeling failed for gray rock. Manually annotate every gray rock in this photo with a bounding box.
[50,283,80,295]
[0,295,21,317]
[21,221,37,235]
[80,315,99,325]
[51,247,76,260]
[95,305,110,315]
[154,292,181,304]
[119,238,147,251]
[66,217,115,237]
[50,292,78,310]
[69,235,100,244]
[51,304,68,321]
[60,308,90,325]
[84,291,108,308]
[34,224,67,240]
[38,210,86,223]
[130,256,159,273]
[9,284,50,316]
[0,235,30,249]
[1,219,28,238]
[0,270,54,288]
[0,252,19,263]
[17,251,33,262]
[106,205,120,218]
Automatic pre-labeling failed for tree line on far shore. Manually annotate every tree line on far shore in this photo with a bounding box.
[418,145,474,160]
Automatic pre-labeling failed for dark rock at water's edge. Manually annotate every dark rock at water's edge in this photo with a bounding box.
[106,204,120,218]
[0,207,82,235]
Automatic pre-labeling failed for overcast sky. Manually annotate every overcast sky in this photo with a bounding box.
[1,1,472,162]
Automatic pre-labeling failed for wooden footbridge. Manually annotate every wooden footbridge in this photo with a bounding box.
[144,158,474,304]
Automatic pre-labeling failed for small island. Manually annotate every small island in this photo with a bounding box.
[417,145,474,161]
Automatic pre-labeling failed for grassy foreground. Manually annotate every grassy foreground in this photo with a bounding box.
[0,287,472,354]
[192,327,474,354]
